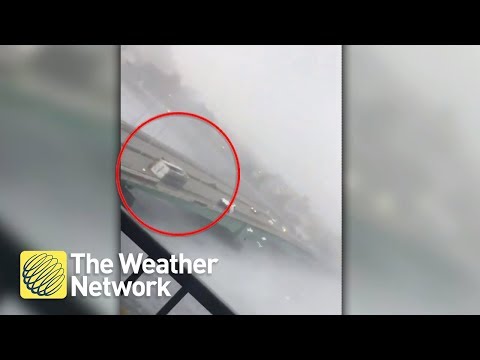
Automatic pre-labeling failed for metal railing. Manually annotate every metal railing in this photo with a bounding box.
[120,209,235,315]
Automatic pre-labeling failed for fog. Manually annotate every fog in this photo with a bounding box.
[135,45,342,237]
[121,45,342,314]
[372,45,480,157]
[0,45,118,314]
[346,45,480,314]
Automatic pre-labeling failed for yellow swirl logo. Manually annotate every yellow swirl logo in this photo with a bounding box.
[20,251,67,299]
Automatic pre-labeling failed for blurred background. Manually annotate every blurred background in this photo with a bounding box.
[0,45,118,314]
[346,45,480,314]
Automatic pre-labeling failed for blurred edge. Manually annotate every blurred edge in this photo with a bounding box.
[0,45,119,314]
[0,219,95,314]
[346,45,480,314]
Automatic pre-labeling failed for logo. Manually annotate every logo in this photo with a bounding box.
[20,251,67,299]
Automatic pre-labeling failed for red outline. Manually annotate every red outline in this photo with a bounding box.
[116,111,241,237]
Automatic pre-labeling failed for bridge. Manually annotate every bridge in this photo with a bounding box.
[120,121,312,255]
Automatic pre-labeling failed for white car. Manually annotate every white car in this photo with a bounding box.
[150,159,188,188]
[218,198,236,214]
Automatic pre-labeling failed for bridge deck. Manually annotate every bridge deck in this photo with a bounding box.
[120,121,310,252]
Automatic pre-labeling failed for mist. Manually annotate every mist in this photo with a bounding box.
[121,45,342,314]
[140,45,342,237]
[346,45,480,314]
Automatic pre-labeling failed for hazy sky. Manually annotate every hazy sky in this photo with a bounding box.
[135,45,342,235]
[372,45,480,153]
[345,45,480,314]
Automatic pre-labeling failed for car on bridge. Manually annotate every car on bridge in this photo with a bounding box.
[217,198,236,214]
[150,159,189,188]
